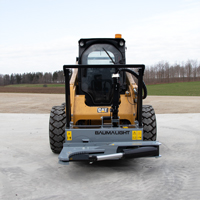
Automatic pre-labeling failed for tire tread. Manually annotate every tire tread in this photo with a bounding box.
[142,105,157,141]
[49,105,66,154]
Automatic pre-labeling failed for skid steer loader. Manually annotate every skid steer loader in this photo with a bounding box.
[49,34,161,164]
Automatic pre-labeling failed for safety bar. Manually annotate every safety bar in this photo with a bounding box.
[63,64,145,128]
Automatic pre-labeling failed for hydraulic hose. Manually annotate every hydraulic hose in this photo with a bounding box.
[118,68,147,99]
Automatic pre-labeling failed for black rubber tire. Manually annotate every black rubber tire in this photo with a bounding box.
[49,105,66,154]
[142,105,157,141]
[61,103,66,107]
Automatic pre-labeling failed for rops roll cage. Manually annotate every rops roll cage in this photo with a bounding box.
[63,64,147,129]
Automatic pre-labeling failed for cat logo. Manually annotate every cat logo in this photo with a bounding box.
[97,108,108,113]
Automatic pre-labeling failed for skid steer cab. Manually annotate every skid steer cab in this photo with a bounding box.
[49,34,161,164]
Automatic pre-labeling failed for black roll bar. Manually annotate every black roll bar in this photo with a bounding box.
[63,68,71,128]
[63,64,145,128]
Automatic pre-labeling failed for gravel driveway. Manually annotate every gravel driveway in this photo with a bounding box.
[0,93,200,114]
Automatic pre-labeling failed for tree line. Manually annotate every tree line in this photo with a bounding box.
[0,70,72,86]
[144,60,200,84]
[0,60,200,86]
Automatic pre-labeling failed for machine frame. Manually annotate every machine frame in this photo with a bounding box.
[57,64,161,164]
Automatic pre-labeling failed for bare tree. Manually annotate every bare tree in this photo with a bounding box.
[3,74,10,85]
[1,61,200,86]
[44,72,53,83]
[0,74,4,86]
[144,66,150,84]
[190,60,198,80]
[164,62,170,83]
[179,62,186,82]
[197,64,200,77]
[185,60,193,81]
[174,64,181,78]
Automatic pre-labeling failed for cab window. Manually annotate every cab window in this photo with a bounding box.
[81,44,122,65]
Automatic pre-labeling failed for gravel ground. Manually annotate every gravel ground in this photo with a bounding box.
[1,93,200,200]
[0,113,200,200]
[0,93,200,114]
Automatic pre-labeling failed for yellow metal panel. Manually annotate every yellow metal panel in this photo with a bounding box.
[69,71,138,125]
[73,94,136,125]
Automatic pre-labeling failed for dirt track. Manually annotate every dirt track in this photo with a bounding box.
[0,87,65,94]
[0,93,200,114]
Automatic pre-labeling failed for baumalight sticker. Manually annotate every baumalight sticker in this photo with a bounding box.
[95,131,130,135]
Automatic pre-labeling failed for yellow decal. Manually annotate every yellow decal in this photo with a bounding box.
[66,131,72,141]
[123,126,128,129]
[132,131,142,140]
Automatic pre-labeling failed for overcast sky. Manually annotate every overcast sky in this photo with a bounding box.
[0,0,200,75]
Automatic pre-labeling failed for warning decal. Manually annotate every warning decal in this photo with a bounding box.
[66,131,72,141]
[132,131,142,140]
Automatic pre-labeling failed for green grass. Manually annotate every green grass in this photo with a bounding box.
[147,81,200,96]
[5,84,65,88]
[3,81,200,96]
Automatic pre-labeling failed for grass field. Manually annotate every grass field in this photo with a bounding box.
[147,81,200,96]
[5,84,65,88]
[0,84,65,94]
[1,81,200,96]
